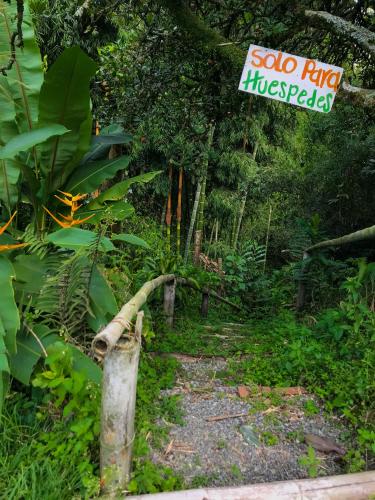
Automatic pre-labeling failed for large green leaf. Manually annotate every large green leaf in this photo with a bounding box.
[0,76,20,209]
[76,201,135,224]
[88,264,117,332]
[0,317,9,411]
[112,233,150,249]
[65,155,131,194]
[0,124,69,160]
[0,1,43,209]
[88,170,162,209]
[46,227,114,252]
[9,324,58,385]
[81,124,132,163]
[0,255,19,355]
[68,344,102,384]
[13,254,48,297]
[0,1,43,134]
[38,47,97,189]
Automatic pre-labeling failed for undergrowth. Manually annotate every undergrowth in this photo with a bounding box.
[0,352,184,498]
[151,263,375,473]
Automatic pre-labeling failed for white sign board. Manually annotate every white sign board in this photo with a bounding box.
[239,45,343,113]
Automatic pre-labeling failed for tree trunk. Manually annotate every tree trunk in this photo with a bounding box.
[100,311,143,495]
[160,199,167,232]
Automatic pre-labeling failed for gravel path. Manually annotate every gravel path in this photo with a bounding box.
[151,355,346,488]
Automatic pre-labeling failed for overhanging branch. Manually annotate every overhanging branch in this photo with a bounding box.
[304,10,375,59]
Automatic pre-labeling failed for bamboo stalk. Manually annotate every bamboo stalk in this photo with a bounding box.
[176,167,183,256]
[166,164,173,253]
[263,203,272,273]
[193,124,215,264]
[307,224,375,252]
[129,470,375,499]
[296,224,375,310]
[233,141,258,250]
[183,180,201,264]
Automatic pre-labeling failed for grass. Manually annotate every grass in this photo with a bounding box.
[0,394,82,500]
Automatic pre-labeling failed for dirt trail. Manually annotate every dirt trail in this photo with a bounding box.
[151,350,346,488]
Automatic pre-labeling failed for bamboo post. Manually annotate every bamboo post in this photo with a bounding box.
[201,291,209,318]
[296,251,309,311]
[100,311,144,496]
[164,278,176,327]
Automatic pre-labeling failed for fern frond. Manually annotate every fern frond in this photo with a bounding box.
[23,224,49,258]
[37,252,93,338]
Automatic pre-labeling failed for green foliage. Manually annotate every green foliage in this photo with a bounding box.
[298,446,321,478]
[0,393,83,500]
[32,342,101,496]
[127,354,184,494]
[261,431,279,446]
[224,240,266,294]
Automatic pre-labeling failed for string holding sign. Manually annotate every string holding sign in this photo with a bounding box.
[239,45,343,113]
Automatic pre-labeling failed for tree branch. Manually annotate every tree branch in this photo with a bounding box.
[340,81,375,107]
[304,10,375,58]
[307,225,375,252]
[159,0,244,71]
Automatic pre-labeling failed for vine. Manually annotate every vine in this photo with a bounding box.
[0,0,24,76]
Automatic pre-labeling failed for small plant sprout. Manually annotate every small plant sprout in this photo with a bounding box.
[298,445,321,478]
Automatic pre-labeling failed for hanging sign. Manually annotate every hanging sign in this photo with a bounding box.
[239,45,343,113]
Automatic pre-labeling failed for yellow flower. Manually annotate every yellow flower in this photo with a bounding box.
[0,211,28,252]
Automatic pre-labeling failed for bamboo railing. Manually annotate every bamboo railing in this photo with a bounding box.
[92,273,242,495]
[296,224,375,310]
